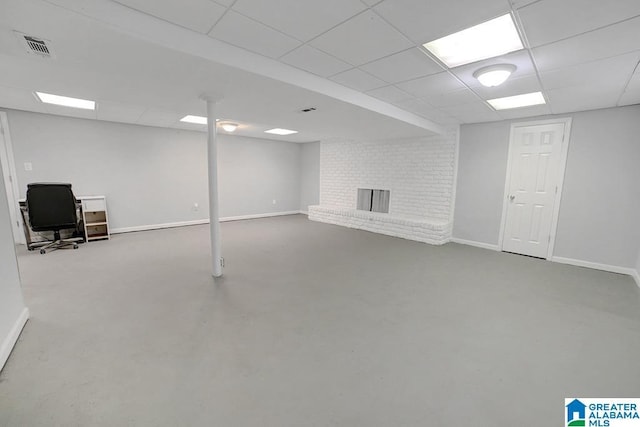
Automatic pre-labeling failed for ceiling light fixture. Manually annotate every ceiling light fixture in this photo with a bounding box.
[180,115,207,125]
[219,122,238,132]
[473,64,517,87]
[35,91,95,110]
[487,91,546,110]
[423,14,523,68]
[264,128,298,136]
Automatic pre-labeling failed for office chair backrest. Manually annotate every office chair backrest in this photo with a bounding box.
[26,183,78,232]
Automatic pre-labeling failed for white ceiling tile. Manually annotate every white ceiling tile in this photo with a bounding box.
[359,48,443,83]
[511,0,539,8]
[532,16,640,71]
[471,74,543,100]
[393,98,460,124]
[330,68,387,91]
[0,84,47,113]
[518,0,640,48]
[396,72,466,98]
[208,10,301,58]
[440,101,502,123]
[365,85,414,103]
[422,88,480,108]
[393,97,431,111]
[173,121,207,132]
[540,52,640,91]
[440,101,492,114]
[626,68,640,92]
[136,109,181,127]
[113,0,226,33]
[449,50,535,88]
[360,0,383,5]
[231,0,366,41]
[373,0,510,43]
[212,0,235,6]
[96,101,146,124]
[618,89,640,106]
[497,103,552,120]
[545,84,622,114]
[309,10,413,66]
[281,45,351,77]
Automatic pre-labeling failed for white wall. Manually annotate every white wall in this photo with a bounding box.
[0,157,28,371]
[452,123,508,245]
[319,135,456,220]
[310,134,456,244]
[5,109,303,231]
[454,105,640,269]
[299,142,319,213]
[218,134,301,218]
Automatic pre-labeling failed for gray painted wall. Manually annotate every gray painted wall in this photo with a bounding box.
[5,110,303,230]
[0,158,26,366]
[299,141,320,212]
[454,105,640,268]
[218,134,301,218]
[453,123,510,244]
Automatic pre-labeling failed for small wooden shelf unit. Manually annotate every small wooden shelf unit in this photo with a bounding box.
[82,196,110,241]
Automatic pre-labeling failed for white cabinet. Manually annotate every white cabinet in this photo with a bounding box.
[81,196,110,241]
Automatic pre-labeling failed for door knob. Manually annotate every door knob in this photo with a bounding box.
[509,195,515,202]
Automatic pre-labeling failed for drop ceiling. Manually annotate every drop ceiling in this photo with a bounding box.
[1,0,639,142]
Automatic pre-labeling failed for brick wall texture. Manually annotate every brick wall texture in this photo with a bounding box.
[319,135,456,220]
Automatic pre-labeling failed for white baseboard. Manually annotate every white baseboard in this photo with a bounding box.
[220,211,301,222]
[0,307,29,372]
[110,211,304,234]
[111,219,210,234]
[450,240,639,286]
[450,237,500,251]
[551,256,637,279]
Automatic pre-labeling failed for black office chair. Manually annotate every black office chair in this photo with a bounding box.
[26,183,83,254]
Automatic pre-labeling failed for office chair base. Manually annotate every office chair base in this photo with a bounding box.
[38,237,83,254]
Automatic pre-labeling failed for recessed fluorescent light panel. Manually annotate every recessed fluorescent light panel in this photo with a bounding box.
[180,115,207,125]
[423,14,523,68]
[487,91,546,110]
[35,92,95,110]
[264,128,298,136]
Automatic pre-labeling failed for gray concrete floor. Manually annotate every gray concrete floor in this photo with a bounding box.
[1,214,639,426]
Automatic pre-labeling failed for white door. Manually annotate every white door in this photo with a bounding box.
[501,121,569,258]
[0,113,24,244]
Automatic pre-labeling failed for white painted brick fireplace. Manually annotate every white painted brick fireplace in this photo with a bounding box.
[309,133,457,244]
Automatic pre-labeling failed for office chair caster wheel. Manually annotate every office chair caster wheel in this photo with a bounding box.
[73,244,79,249]
[39,249,46,254]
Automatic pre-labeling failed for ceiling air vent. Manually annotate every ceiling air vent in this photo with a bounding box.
[15,32,54,58]
[25,36,49,55]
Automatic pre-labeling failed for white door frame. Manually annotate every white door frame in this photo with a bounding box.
[0,111,25,244]
[498,117,572,260]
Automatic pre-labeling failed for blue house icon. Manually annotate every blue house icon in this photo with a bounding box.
[567,399,586,422]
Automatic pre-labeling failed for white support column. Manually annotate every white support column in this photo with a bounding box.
[204,97,223,277]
